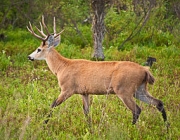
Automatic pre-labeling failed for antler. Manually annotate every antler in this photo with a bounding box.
[27,15,64,41]
[35,22,47,38]
[53,17,65,38]
[27,21,46,41]
[41,15,51,36]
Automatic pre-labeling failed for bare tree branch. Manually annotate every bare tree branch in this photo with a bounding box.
[118,3,153,50]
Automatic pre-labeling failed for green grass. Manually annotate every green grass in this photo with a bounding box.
[0,29,180,140]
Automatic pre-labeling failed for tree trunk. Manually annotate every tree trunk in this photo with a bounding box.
[91,0,105,61]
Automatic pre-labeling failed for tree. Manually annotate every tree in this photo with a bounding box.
[91,0,105,60]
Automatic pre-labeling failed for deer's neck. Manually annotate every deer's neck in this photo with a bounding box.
[46,48,69,75]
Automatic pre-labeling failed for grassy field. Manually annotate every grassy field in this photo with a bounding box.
[0,29,180,140]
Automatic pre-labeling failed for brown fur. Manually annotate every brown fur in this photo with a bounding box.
[47,48,147,95]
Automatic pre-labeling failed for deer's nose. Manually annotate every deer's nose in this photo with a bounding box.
[28,56,34,61]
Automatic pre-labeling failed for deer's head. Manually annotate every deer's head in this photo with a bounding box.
[27,16,64,61]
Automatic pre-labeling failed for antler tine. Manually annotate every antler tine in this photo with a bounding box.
[54,29,65,38]
[27,21,45,41]
[53,16,64,38]
[41,15,50,36]
[35,22,47,38]
[53,17,56,35]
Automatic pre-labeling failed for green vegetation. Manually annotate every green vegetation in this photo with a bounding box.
[0,0,180,139]
[0,28,180,139]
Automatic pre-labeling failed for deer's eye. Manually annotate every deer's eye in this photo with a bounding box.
[37,48,41,53]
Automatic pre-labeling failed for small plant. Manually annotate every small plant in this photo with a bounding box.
[0,50,11,71]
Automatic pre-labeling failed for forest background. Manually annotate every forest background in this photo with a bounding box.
[0,0,180,139]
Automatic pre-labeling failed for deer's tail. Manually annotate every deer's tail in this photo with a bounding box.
[144,70,155,85]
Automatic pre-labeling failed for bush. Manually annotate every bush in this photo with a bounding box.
[0,50,11,71]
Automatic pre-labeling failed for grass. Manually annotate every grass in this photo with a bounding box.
[0,29,180,140]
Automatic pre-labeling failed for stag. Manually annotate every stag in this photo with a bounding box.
[27,16,167,125]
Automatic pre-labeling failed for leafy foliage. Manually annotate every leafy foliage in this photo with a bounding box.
[0,50,11,71]
[0,28,180,139]
[0,0,180,139]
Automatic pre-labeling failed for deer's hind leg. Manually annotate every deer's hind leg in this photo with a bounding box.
[134,84,167,122]
[115,88,141,124]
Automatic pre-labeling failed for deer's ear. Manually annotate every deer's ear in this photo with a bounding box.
[53,35,60,47]
[47,35,55,48]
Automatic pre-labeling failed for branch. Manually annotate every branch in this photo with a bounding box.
[118,4,153,50]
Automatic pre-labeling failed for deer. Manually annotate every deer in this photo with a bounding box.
[27,16,167,125]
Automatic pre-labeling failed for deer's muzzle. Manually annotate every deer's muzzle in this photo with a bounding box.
[28,56,34,61]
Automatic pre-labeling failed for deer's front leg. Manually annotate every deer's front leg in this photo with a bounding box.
[82,94,90,115]
[44,91,73,124]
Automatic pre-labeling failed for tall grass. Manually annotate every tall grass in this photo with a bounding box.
[0,29,180,139]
